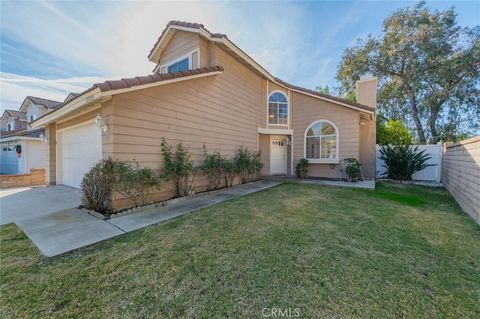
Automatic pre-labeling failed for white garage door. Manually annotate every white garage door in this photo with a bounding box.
[60,122,102,188]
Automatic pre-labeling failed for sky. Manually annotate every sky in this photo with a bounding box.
[1,0,479,113]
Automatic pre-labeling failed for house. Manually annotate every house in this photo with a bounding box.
[31,21,377,209]
[0,96,62,174]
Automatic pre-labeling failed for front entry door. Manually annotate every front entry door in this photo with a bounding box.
[270,138,287,174]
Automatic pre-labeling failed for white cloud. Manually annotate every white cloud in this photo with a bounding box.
[0,72,112,112]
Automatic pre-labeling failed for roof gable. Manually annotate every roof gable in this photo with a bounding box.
[20,96,62,112]
[149,21,374,114]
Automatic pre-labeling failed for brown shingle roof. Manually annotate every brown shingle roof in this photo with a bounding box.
[64,93,80,103]
[26,96,62,109]
[274,78,375,113]
[4,109,27,120]
[0,128,44,139]
[93,66,223,92]
[148,21,226,59]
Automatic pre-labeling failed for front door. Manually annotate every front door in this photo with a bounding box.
[270,137,287,174]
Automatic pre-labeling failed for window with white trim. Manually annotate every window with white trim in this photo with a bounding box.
[7,122,14,131]
[268,92,288,125]
[305,121,337,160]
[167,57,189,73]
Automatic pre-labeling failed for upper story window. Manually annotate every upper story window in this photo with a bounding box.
[30,115,35,122]
[268,92,288,125]
[167,57,189,73]
[305,120,338,160]
[159,49,200,74]
[7,122,14,131]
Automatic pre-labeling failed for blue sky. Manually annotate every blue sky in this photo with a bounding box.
[1,0,479,113]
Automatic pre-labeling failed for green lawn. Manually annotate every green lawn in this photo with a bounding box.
[1,182,479,318]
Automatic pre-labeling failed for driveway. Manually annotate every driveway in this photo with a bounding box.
[0,186,82,225]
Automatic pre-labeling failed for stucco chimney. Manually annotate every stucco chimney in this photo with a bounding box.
[356,77,378,109]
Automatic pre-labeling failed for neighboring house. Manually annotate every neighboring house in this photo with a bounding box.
[1,109,27,133]
[31,21,377,209]
[0,96,62,174]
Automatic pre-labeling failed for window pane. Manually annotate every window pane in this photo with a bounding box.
[278,104,288,124]
[306,137,320,158]
[307,123,321,136]
[321,136,336,159]
[168,58,189,73]
[268,102,278,124]
[321,123,335,135]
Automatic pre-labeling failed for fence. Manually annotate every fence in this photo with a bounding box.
[376,143,442,182]
[0,168,46,189]
[442,136,480,223]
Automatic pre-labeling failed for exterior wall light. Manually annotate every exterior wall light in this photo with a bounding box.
[95,114,108,133]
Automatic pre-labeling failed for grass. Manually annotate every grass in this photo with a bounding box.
[1,182,479,318]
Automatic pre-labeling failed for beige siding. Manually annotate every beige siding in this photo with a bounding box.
[359,115,376,179]
[46,123,56,184]
[291,92,360,179]
[109,46,265,209]
[56,110,97,131]
[159,31,199,68]
[442,137,480,223]
[199,37,210,67]
[259,134,270,175]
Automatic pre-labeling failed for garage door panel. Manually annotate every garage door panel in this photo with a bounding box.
[60,123,101,188]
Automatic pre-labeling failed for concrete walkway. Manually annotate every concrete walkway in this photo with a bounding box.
[8,180,281,257]
[0,186,82,225]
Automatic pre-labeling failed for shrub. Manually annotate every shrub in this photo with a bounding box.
[81,159,161,212]
[233,146,263,184]
[201,145,226,190]
[81,159,117,213]
[160,138,196,197]
[295,159,309,178]
[344,158,361,182]
[223,159,237,187]
[379,145,434,181]
[115,161,161,206]
[377,117,413,146]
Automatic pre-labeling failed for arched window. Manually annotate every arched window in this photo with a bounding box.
[305,120,338,160]
[268,91,288,125]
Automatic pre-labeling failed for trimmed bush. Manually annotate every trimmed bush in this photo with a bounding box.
[295,159,309,178]
[379,145,434,181]
[81,159,117,213]
[81,159,161,213]
[344,158,361,182]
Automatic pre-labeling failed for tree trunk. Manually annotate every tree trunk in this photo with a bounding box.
[429,110,440,144]
[409,96,427,143]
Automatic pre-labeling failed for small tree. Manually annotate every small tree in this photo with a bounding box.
[377,117,413,145]
[160,138,196,197]
[379,145,434,181]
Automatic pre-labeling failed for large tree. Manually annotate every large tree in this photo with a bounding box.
[337,1,480,143]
